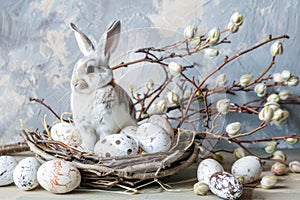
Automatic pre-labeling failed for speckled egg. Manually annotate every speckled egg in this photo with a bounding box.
[209,171,243,200]
[231,156,262,184]
[37,160,81,194]
[13,157,41,190]
[136,123,171,153]
[120,126,139,144]
[148,115,174,139]
[50,122,81,147]
[197,158,224,185]
[0,156,18,186]
[94,133,139,158]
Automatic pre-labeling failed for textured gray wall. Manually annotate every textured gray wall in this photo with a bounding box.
[1,0,300,148]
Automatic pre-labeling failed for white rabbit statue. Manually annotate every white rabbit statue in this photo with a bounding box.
[70,20,136,151]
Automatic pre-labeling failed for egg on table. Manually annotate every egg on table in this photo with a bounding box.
[231,156,262,184]
[0,156,18,186]
[94,133,139,158]
[209,171,243,200]
[13,157,41,190]
[197,158,224,185]
[37,160,81,194]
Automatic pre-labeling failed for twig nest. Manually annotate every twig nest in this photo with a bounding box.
[94,133,139,157]
[231,156,262,184]
[13,157,41,190]
[209,171,243,200]
[197,158,224,185]
[136,123,171,153]
[50,122,81,147]
[37,160,81,194]
[0,156,18,186]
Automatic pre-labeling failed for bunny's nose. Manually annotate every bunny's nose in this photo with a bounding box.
[72,80,78,87]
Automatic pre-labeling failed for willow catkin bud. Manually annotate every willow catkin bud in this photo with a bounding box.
[193,182,209,196]
[216,99,230,114]
[260,175,277,189]
[226,122,241,136]
[270,41,283,56]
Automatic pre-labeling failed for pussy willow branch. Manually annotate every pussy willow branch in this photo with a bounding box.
[229,122,267,139]
[180,34,289,128]
[181,35,289,127]
[200,35,288,88]
[111,29,230,71]
[247,56,276,87]
[232,134,300,144]
[226,56,276,92]
[111,30,234,125]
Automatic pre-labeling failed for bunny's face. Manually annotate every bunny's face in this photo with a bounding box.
[71,52,113,94]
[70,21,121,94]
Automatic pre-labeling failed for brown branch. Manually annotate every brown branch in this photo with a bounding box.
[0,142,30,155]
[29,98,62,120]
[233,134,300,144]
[181,34,289,126]
[228,122,267,139]
[246,56,276,87]
[179,72,210,127]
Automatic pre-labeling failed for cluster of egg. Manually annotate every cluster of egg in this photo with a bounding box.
[50,115,174,158]
[196,156,262,199]
[0,156,81,194]
[93,114,174,157]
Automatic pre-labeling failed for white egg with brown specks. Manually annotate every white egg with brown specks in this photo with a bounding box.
[0,156,18,186]
[37,160,81,194]
[94,133,139,157]
[13,157,41,190]
[136,123,171,153]
[209,171,243,200]
[197,158,224,185]
[231,156,262,184]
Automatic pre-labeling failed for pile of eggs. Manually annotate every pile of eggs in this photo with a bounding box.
[0,155,81,194]
[93,114,174,157]
[50,114,174,158]
[196,156,263,199]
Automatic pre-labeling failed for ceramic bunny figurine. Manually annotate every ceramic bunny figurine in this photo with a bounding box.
[70,20,136,151]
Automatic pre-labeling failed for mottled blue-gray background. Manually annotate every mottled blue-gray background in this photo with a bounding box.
[1,0,300,148]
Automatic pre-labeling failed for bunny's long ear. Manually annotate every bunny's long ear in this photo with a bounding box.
[70,23,95,56]
[98,20,121,60]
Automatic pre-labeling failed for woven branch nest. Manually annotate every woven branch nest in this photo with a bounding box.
[21,128,198,190]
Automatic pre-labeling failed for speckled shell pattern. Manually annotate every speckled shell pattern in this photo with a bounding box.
[209,171,243,200]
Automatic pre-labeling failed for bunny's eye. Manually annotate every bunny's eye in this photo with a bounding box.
[86,65,95,74]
